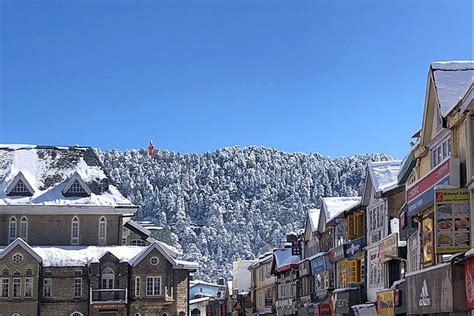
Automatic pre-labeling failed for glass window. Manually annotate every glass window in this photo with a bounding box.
[9,217,17,243]
[146,276,161,296]
[19,217,28,241]
[74,278,82,297]
[43,278,52,297]
[24,278,33,297]
[12,278,21,298]
[98,217,107,245]
[135,276,140,297]
[1,279,9,298]
[71,217,79,245]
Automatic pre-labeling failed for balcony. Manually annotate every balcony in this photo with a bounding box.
[90,288,127,304]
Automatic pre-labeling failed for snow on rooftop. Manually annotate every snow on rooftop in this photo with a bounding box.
[307,208,320,232]
[28,245,146,267]
[321,197,361,223]
[0,145,134,207]
[273,246,299,272]
[368,160,402,193]
[431,61,474,117]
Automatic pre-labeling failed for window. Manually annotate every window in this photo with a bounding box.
[10,179,30,194]
[43,278,52,297]
[101,268,114,289]
[369,204,384,243]
[149,256,159,266]
[98,217,107,245]
[146,276,161,296]
[74,278,82,297]
[66,180,87,194]
[408,231,420,273]
[71,216,79,245]
[346,211,364,240]
[9,216,17,243]
[19,216,28,241]
[24,278,33,297]
[135,276,140,297]
[12,278,21,298]
[431,136,451,168]
[71,313,83,316]
[11,253,24,265]
[12,313,20,316]
[130,239,147,246]
[1,278,9,298]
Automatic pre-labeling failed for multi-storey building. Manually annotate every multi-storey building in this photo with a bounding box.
[360,160,404,303]
[0,145,197,316]
[248,253,276,316]
[402,61,473,315]
[271,245,299,316]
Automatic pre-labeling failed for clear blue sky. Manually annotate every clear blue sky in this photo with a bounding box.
[0,0,472,158]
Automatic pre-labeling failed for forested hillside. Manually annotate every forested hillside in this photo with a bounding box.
[102,146,389,280]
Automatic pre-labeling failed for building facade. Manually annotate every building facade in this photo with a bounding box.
[0,145,198,316]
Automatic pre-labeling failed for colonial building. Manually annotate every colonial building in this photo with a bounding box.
[360,160,405,303]
[248,253,276,315]
[0,145,198,316]
[271,245,299,316]
[402,61,473,315]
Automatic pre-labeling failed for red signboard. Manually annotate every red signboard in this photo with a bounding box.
[406,158,450,203]
[465,256,474,308]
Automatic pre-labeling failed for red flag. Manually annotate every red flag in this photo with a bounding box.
[148,141,155,159]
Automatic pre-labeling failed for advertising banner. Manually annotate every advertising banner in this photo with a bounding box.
[378,233,399,262]
[421,217,434,268]
[465,256,474,308]
[376,290,395,316]
[434,188,470,254]
[406,158,459,216]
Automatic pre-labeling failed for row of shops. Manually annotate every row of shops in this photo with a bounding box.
[245,61,473,316]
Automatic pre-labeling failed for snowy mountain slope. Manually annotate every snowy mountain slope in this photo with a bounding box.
[102,146,390,280]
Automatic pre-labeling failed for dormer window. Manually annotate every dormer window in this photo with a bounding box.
[6,172,34,197]
[63,172,91,197]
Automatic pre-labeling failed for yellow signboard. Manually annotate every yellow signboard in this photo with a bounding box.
[435,188,471,254]
[377,290,395,316]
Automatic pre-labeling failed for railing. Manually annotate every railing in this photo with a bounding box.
[90,288,127,304]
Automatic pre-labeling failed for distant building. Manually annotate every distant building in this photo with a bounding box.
[248,252,276,315]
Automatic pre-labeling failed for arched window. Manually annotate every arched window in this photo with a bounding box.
[9,217,17,243]
[71,216,79,245]
[71,312,83,316]
[101,268,114,289]
[12,313,21,316]
[98,217,107,245]
[19,216,28,241]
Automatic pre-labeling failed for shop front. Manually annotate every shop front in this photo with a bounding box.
[376,290,394,316]
[332,288,361,316]
[406,261,469,315]
[310,253,333,301]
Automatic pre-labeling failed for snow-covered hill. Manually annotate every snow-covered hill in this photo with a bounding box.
[102,146,390,280]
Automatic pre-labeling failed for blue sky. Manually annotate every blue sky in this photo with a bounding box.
[0,0,472,158]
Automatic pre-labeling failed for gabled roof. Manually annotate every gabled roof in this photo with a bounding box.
[124,219,152,239]
[129,241,198,270]
[62,172,92,196]
[367,160,402,194]
[0,238,43,263]
[6,172,35,196]
[321,197,361,224]
[430,61,474,117]
[0,145,135,208]
[306,208,321,232]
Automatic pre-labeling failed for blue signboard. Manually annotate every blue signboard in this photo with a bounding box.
[407,175,450,216]
[311,255,326,274]
[344,238,366,258]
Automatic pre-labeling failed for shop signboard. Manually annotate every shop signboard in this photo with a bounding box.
[345,238,365,258]
[329,244,346,262]
[376,290,395,316]
[465,256,474,309]
[434,188,470,254]
[406,158,459,216]
[311,255,326,274]
[421,217,434,268]
[378,233,398,263]
[335,291,350,313]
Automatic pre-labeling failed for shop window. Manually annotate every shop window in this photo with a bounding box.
[346,212,364,240]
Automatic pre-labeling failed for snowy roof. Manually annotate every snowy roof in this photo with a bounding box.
[0,239,194,269]
[190,280,226,288]
[367,160,402,193]
[430,61,474,117]
[307,208,320,232]
[272,246,299,273]
[321,197,361,223]
[124,219,152,238]
[0,145,135,209]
